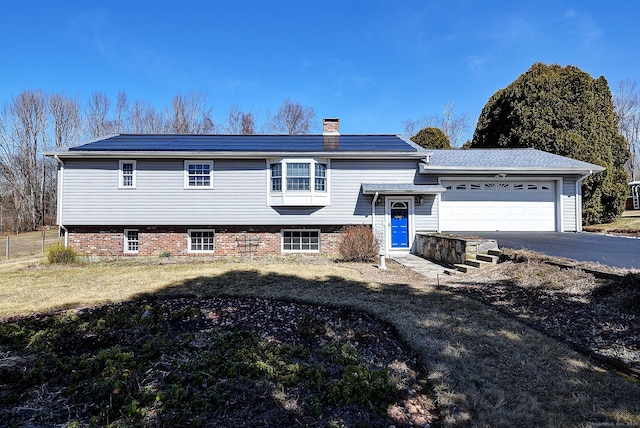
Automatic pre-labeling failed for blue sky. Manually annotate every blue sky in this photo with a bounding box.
[1,0,638,141]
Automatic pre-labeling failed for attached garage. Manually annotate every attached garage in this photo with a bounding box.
[440,180,557,231]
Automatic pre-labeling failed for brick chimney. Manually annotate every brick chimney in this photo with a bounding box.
[323,118,340,135]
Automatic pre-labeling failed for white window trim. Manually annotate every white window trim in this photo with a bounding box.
[267,158,330,206]
[281,229,321,253]
[184,160,214,189]
[119,160,137,189]
[124,229,139,254]
[187,229,216,253]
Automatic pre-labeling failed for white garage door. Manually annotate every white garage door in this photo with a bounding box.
[440,181,556,231]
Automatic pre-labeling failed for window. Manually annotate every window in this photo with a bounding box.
[315,163,327,191]
[119,160,136,188]
[282,230,320,252]
[286,163,310,191]
[484,182,496,190]
[188,230,215,252]
[184,161,213,188]
[271,163,282,191]
[124,229,139,253]
[268,159,330,206]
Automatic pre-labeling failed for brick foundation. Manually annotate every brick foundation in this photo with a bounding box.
[66,225,349,257]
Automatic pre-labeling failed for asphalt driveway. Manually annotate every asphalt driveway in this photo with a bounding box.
[463,231,640,269]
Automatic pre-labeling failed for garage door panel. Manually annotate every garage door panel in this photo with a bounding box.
[441,181,556,231]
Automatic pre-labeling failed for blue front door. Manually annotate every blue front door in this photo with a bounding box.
[390,202,409,248]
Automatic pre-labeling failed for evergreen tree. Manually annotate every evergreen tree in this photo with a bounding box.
[471,63,629,224]
[411,127,451,149]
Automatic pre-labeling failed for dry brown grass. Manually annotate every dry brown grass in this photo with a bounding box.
[1,255,639,427]
[0,229,59,259]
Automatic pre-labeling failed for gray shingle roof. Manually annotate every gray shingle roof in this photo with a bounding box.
[423,148,604,171]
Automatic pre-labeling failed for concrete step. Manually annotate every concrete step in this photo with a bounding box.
[454,263,477,273]
[487,249,502,257]
[476,254,499,264]
[464,258,493,268]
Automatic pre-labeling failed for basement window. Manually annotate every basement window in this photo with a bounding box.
[124,229,139,254]
[188,229,215,253]
[281,229,320,252]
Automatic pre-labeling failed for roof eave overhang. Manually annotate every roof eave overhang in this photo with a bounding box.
[419,164,606,175]
[361,184,447,195]
[45,150,426,160]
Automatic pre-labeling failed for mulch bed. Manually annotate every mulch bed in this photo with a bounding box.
[442,259,640,377]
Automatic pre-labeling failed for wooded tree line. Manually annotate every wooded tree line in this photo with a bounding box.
[0,91,316,232]
[1,65,638,233]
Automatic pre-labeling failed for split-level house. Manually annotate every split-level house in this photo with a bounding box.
[47,119,604,257]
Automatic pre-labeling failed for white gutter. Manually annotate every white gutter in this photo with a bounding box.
[575,170,593,232]
[54,155,68,247]
[46,150,426,160]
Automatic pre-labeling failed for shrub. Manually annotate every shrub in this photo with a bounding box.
[47,243,78,264]
[338,225,379,262]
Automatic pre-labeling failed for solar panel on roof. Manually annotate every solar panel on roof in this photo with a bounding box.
[69,134,418,152]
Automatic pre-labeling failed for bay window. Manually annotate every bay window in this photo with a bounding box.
[268,159,330,206]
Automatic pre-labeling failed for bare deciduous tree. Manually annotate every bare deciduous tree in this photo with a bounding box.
[241,112,255,135]
[404,100,470,147]
[267,98,316,135]
[86,91,112,139]
[166,92,209,134]
[114,91,129,133]
[614,79,640,181]
[0,90,49,230]
[50,93,81,148]
[225,106,255,134]
[129,100,165,133]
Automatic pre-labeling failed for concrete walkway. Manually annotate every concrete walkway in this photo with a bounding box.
[390,253,451,278]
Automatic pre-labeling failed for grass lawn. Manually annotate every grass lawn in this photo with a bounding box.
[584,210,640,233]
[1,255,639,426]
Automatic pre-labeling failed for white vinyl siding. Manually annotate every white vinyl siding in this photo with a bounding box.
[61,159,437,226]
[562,177,577,232]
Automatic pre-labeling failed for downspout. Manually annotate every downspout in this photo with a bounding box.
[371,192,387,268]
[371,191,379,229]
[575,170,593,232]
[54,155,68,247]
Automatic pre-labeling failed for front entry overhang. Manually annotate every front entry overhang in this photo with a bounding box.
[361,183,447,195]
